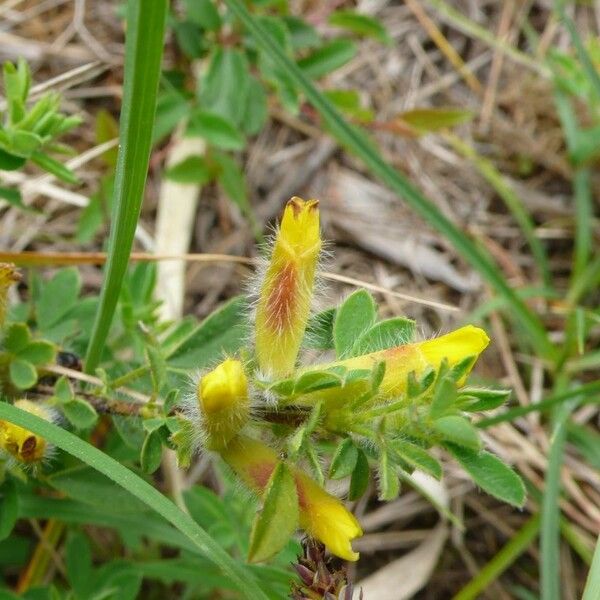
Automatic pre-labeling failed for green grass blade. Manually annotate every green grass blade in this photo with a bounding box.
[0,402,269,600]
[224,0,555,362]
[85,0,168,373]
[452,514,540,600]
[583,535,600,600]
[540,400,576,600]
[425,0,550,76]
[476,380,600,428]
[446,133,551,288]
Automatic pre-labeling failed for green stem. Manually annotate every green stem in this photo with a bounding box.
[452,514,540,600]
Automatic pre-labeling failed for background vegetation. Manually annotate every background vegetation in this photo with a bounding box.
[0,0,599,598]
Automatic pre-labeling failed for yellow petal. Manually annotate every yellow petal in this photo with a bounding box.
[220,436,362,560]
[293,325,489,404]
[0,400,50,463]
[296,472,362,561]
[419,325,490,370]
[0,263,20,328]
[198,359,249,449]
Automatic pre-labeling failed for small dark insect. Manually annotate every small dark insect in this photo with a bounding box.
[57,351,83,372]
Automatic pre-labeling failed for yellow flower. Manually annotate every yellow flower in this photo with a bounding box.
[220,435,362,561]
[0,263,20,328]
[295,325,490,405]
[197,359,249,449]
[0,400,50,464]
[295,471,362,561]
[255,198,321,377]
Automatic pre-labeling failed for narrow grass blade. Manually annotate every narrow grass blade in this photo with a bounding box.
[453,514,540,600]
[85,0,168,372]
[0,402,270,600]
[540,400,577,600]
[476,380,600,428]
[224,0,555,362]
[583,535,600,600]
[446,133,551,288]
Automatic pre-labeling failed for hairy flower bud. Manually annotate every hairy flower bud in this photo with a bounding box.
[220,435,362,561]
[296,325,490,405]
[0,263,20,329]
[0,400,51,464]
[197,359,249,449]
[255,198,321,377]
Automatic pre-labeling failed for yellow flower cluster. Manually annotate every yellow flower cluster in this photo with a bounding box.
[200,197,490,563]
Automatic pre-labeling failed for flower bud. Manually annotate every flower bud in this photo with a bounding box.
[220,435,362,561]
[0,400,51,464]
[296,325,490,404]
[255,198,321,377]
[197,359,249,449]
[0,263,20,329]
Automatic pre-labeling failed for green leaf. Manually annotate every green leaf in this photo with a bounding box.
[0,148,26,170]
[185,0,221,31]
[304,308,336,350]
[146,345,167,393]
[84,0,170,373]
[3,323,31,353]
[378,447,400,501]
[429,374,456,419]
[398,108,474,134]
[0,186,34,213]
[54,376,74,403]
[298,39,357,79]
[353,316,416,354]
[11,130,42,157]
[65,531,93,598]
[167,296,249,369]
[324,89,374,122]
[328,10,390,43]
[459,388,511,412]
[9,358,37,389]
[153,90,190,144]
[348,448,370,501]
[17,340,56,366]
[0,402,268,599]
[390,440,442,480]
[329,438,359,480]
[445,443,526,507]
[293,370,343,394]
[433,415,480,450]
[0,480,18,541]
[30,151,78,184]
[173,21,206,59]
[333,290,377,358]
[187,110,245,150]
[62,399,98,430]
[164,155,211,184]
[37,268,81,330]
[76,193,104,243]
[242,76,269,136]
[248,463,299,563]
[199,48,250,127]
[212,151,249,213]
[282,16,320,50]
[171,418,195,468]
[141,430,163,474]
[95,109,120,167]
